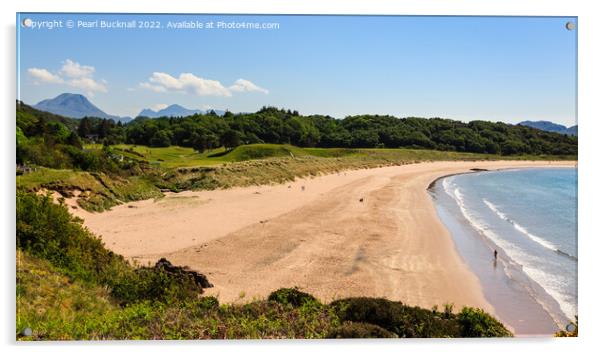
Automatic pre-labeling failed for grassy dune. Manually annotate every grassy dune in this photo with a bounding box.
[85,143,311,167]
[87,143,574,168]
[17,168,163,212]
[19,144,574,212]
[85,143,324,167]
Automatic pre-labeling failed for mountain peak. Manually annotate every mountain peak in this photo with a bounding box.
[33,93,132,123]
[35,93,105,118]
[55,92,86,99]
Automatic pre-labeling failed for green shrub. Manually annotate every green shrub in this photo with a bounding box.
[16,191,202,305]
[330,297,462,338]
[457,307,512,337]
[197,296,220,311]
[268,288,321,308]
[327,321,397,338]
[107,266,201,304]
[16,190,120,282]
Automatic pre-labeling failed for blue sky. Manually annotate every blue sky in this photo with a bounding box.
[17,14,577,125]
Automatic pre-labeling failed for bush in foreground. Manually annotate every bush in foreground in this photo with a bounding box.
[16,191,201,305]
[330,297,511,338]
[457,307,513,337]
[330,297,461,338]
[268,287,320,308]
[327,322,397,339]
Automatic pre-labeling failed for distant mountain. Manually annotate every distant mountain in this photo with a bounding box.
[137,104,225,118]
[565,125,578,136]
[518,120,577,136]
[33,93,132,123]
[137,104,203,118]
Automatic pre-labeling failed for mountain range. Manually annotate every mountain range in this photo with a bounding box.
[136,104,228,118]
[32,93,224,123]
[518,120,578,136]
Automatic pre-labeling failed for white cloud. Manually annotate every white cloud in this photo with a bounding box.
[148,72,184,90]
[143,72,231,97]
[140,72,268,97]
[27,68,64,84]
[27,59,107,96]
[60,59,95,78]
[229,78,269,94]
[139,82,167,93]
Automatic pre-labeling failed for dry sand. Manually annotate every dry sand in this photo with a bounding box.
[71,160,575,313]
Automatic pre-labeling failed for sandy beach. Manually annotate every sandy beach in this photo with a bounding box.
[71,160,575,314]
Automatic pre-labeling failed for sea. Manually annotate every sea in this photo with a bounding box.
[430,167,577,335]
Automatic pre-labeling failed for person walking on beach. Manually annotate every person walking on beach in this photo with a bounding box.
[494,249,498,260]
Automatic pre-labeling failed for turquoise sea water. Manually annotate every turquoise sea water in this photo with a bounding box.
[432,167,577,333]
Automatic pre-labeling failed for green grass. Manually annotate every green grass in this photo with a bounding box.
[85,143,315,167]
[210,144,312,162]
[16,168,100,191]
[85,143,575,168]
[87,144,227,167]
[17,250,118,340]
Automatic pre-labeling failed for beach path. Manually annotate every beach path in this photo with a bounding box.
[72,160,574,310]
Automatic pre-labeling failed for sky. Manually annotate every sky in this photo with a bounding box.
[17,14,577,126]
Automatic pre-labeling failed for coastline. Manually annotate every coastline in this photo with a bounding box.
[429,166,577,335]
[70,160,575,330]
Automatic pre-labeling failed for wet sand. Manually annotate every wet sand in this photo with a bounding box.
[71,160,575,324]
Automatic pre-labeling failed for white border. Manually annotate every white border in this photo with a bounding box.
[2,1,600,353]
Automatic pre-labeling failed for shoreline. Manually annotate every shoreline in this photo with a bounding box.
[70,160,575,332]
[426,165,575,191]
[429,166,577,335]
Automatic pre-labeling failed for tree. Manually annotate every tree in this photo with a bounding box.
[67,132,83,149]
[149,130,172,147]
[77,118,93,137]
[98,119,114,138]
[221,130,242,150]
[350,130,379,148]
[500,140,527,155]
[191,131,219,153]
